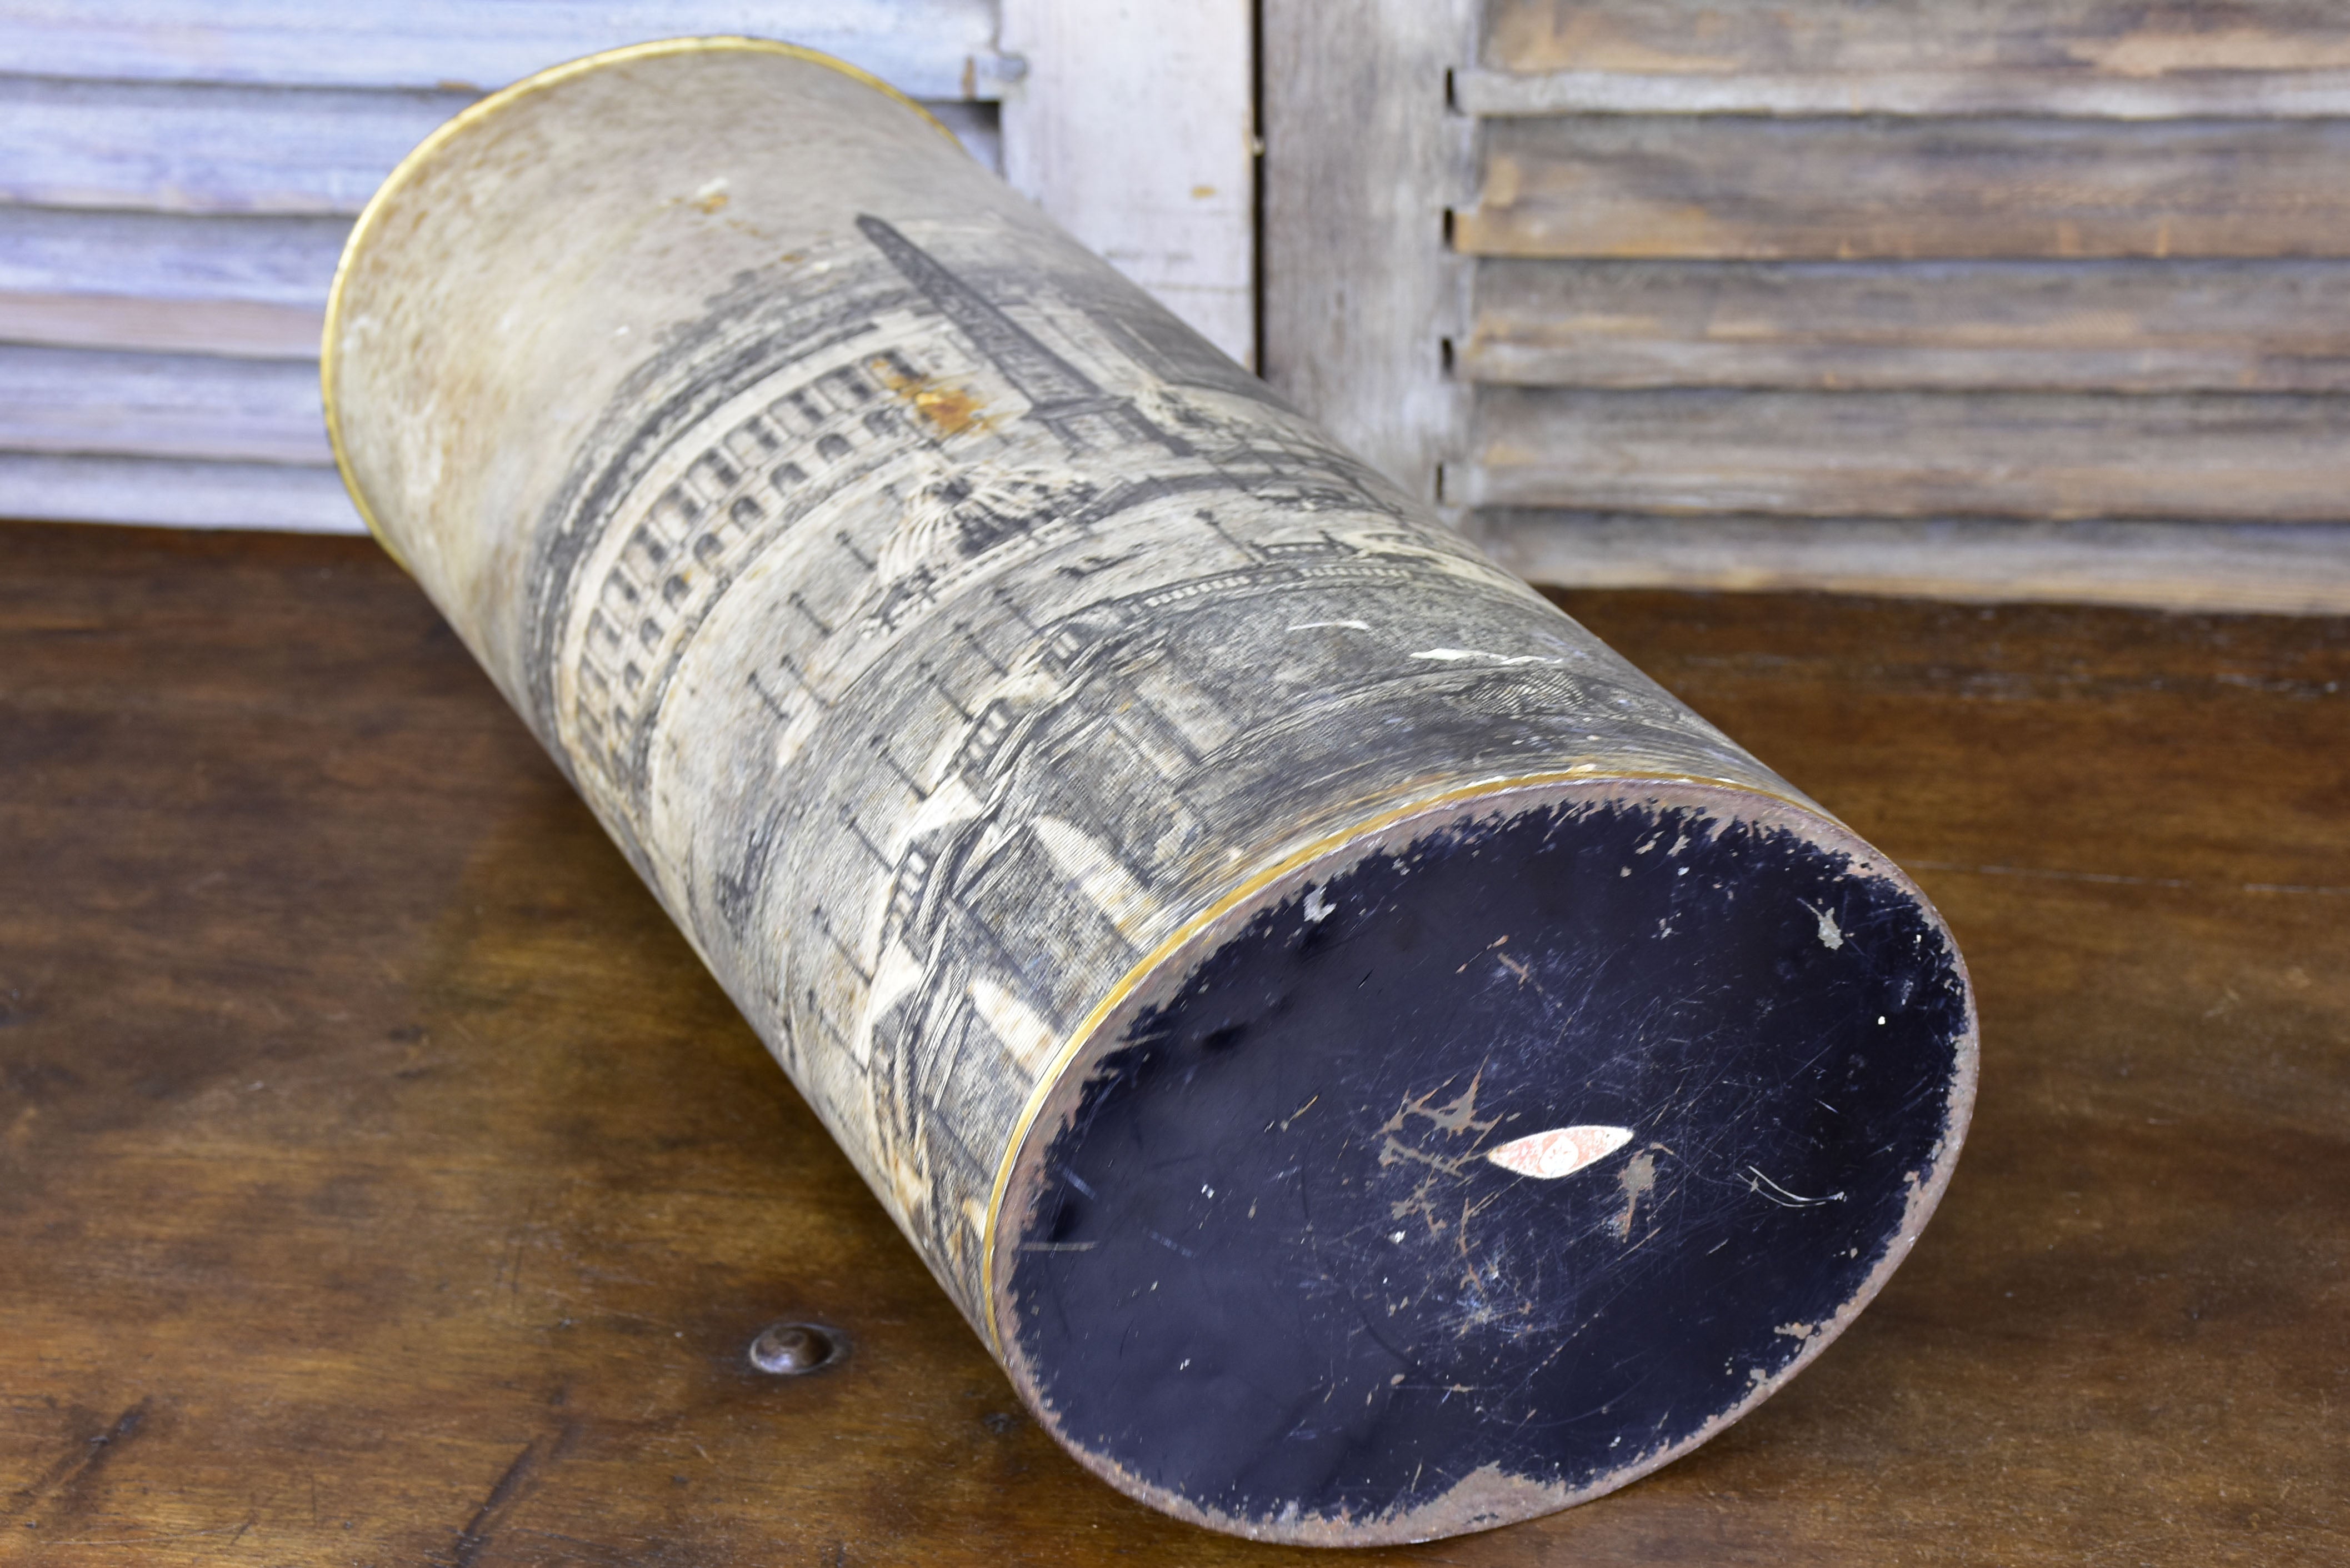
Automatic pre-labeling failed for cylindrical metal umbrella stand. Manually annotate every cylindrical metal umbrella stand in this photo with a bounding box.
[326,39,1976,1545]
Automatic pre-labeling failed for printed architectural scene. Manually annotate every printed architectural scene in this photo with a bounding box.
[521,213,1779,1322]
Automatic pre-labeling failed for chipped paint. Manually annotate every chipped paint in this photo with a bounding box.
[1612,1148,1659,1239]
[1484,1124,1634,1180]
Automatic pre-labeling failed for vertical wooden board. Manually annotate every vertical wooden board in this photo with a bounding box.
[1460,259,2350,392]
[1461,511,2350,615]
[1454,117,2350,260]
[0,0,1009,99]
[0,345,331,464]
[1000,0,1257,364]
[1261,0,1477,499]
[1459,387,2350,521]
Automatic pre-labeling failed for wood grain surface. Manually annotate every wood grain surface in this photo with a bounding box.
[1448,64,2350,119]
[1484,0,2350,83]
[1459,260,2350,393]
[1466,513,2350,618]
[0,76,475,217]
[1440,3,2350,606]
[0,455,354,532]
[0,208,349,310]
[0,293,324,361]
[0,0,1005,98]
[0,345,329,466]
[0,15,999,538]
[1459,387,2350,520]
[0,74,996,221]
[2,519,2344,1564]
[1455,117,2350,262]
[1261,0,1475,500]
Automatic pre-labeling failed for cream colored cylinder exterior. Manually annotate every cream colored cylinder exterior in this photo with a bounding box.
[327,40,1973,1545]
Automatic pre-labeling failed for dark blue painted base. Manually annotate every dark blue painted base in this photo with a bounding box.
[1008,796,1969,1532]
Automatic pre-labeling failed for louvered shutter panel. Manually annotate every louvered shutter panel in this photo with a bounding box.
[1264,0,2350,614]
[4,1,1257,533]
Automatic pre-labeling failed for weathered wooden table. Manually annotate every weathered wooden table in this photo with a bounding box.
[4,520,2343,1565]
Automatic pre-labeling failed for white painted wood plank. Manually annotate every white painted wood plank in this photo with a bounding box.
[0,208,350,306]
[0,1,1011,101]
[1462,512,2350,617]
[1000,0,1255,365]
[0,344,328,464]
[0,292,321,358]
[1261,0,1477,500]
[1453,67,2350,119]
[0,74,998,217]
[0,453,361,531]
[0,75,471,215]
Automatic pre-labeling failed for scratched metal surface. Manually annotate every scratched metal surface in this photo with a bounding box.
[2,520,2342,1562]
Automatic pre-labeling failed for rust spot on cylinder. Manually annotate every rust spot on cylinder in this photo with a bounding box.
[869,355,989,437]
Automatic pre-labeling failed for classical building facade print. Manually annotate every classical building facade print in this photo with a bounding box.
[521,211,1769,1314]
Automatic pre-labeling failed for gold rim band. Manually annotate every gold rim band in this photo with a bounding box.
[319,35,963,573]
[975,767,1846,1355]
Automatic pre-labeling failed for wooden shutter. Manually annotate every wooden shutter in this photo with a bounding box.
[1265,0,2350,614]
[2,3,1256,535]
[0,2,1012,532]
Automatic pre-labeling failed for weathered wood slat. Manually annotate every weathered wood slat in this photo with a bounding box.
[0,207,351,307]
[0,0,1009,99]
[1463,512,2350,616]
[1454,118,2350,260]
[0,292,323,358]
[1461,259,2350,392]
[0,77,997,217]
[1456,388,2350,521]
[1262,0,1476,500]
[1483,0,2350,99]
[0,208,341,357]
[1453,65,2350,119]
[0,76,473,216]
[0,344,328,464]
[0,452,358,530]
